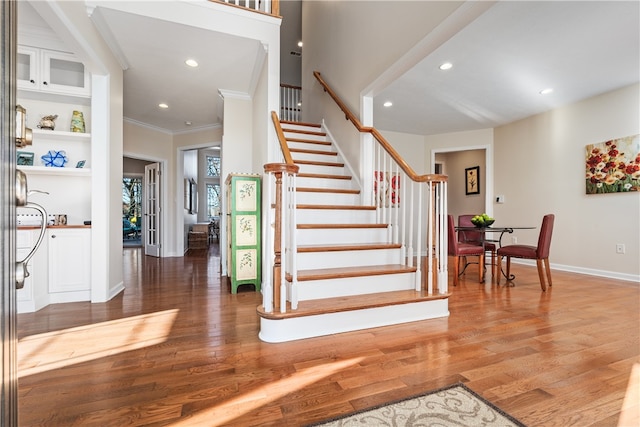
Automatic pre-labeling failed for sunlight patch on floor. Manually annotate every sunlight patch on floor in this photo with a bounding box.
[618,363,639,427]
[18,309,179,378]
[169,356,366,426]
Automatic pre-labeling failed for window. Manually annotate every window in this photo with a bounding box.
[206,155,221,177]
[122,177,142,221]
[206,183,221,219]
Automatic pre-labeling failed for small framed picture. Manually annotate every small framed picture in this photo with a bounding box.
[76,160,86,168]
[465,166,480,195]
[17,151,34,166]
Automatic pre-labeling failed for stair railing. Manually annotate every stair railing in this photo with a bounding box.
[280,84,302,122]
[263,111,299,314]
[313,71,449,295]
[211,0,280,16]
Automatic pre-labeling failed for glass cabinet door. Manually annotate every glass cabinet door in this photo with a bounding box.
[42,50,90,96]
[17,46,38,90]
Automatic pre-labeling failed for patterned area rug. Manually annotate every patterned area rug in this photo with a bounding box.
[307,383,526,427]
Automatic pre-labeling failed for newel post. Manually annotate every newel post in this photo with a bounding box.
[264,163,298,313]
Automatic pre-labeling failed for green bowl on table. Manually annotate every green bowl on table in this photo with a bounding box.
[471,214,495,228]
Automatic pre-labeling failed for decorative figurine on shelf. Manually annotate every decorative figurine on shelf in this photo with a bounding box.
[37,114,58,131]
[41,150,68,167]
[71,110,85,133]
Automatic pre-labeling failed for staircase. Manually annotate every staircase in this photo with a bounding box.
[257,120,450,343]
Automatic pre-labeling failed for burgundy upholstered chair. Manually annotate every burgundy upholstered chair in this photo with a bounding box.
[447,214,485,286]
[496,214,555,291]
[458,214,497,281]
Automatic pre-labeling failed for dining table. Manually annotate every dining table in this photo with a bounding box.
[455,225,536,283]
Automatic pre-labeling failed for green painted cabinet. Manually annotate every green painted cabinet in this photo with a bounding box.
[226,174,261,294]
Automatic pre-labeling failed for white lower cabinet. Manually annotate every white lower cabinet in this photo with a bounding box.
[17,229,48,313]
[17,227,91,313]
[48,228,91,302]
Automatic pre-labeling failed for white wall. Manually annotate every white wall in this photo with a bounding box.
[494,83,640,280]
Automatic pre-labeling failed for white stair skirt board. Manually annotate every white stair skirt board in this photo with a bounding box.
[289,271,415,301]
[259,299,450,343]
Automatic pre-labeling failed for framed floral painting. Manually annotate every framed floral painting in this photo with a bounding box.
[585,134,640,194]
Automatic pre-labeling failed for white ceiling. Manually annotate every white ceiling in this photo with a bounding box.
[19,1,640,137]
[373,1,640,135]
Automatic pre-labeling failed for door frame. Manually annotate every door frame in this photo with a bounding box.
[1,1,19,423]
[123,153,167,257]
[431,143,494,217]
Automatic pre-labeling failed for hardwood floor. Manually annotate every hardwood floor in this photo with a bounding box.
[17,246,639,426]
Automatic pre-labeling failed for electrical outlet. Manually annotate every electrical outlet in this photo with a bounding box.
[496,195,505,203]
[616,243,625,254]
[511,236,517,244]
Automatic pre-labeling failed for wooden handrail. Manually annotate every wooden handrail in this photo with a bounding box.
[271,111,295,165]
[313,71,446,184]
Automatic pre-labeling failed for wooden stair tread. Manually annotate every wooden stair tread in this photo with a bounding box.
[297,204,375,210]
[290,264,416,282]
[297,243,402,252]
[298,173,352,180]
[280,120,321,128]
[289,148,338,156]
[294,159,344,167]
[297,223,387,229]
[257,289,449,320]
[286,138,332,146]
[296,187,360,194]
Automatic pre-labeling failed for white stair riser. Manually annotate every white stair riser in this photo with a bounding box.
[295,164,348,175]
[259,299,449,343]
[297,227,387,245]
[287,141,333,152]
[296,248,402,269]
[296,191,360,205]
[283,132,327,143]
[296,176,356,190]
[297,209,375,224]
[291,152,339,163]
[281,124,321,132]
[289,272,415,301]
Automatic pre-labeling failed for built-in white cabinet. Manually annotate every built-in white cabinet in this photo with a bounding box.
[18,45,91,97]
[48,228,91,298]
[16,229,49,313]
[17,227,92,313]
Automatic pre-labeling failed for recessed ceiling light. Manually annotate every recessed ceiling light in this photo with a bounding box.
[185,59,198,67]
[439,62,453,70]
[383,101,393,107]
[185,121,192,126]
[540,88,554,95]
[158,103,168,109]
[297,41,303,47]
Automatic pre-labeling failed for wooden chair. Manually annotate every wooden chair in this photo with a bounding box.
[447,214,485,286]
[496,214,555,291]
[458,214,497,281]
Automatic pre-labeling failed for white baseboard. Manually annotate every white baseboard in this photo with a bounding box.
[509,258,640,284]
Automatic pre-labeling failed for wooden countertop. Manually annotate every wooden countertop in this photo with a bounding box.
[18,225,91,230]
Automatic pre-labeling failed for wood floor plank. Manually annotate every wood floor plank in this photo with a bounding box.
[15,245,640,426]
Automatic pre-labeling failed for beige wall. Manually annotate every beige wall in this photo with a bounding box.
[494,83,640,280]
